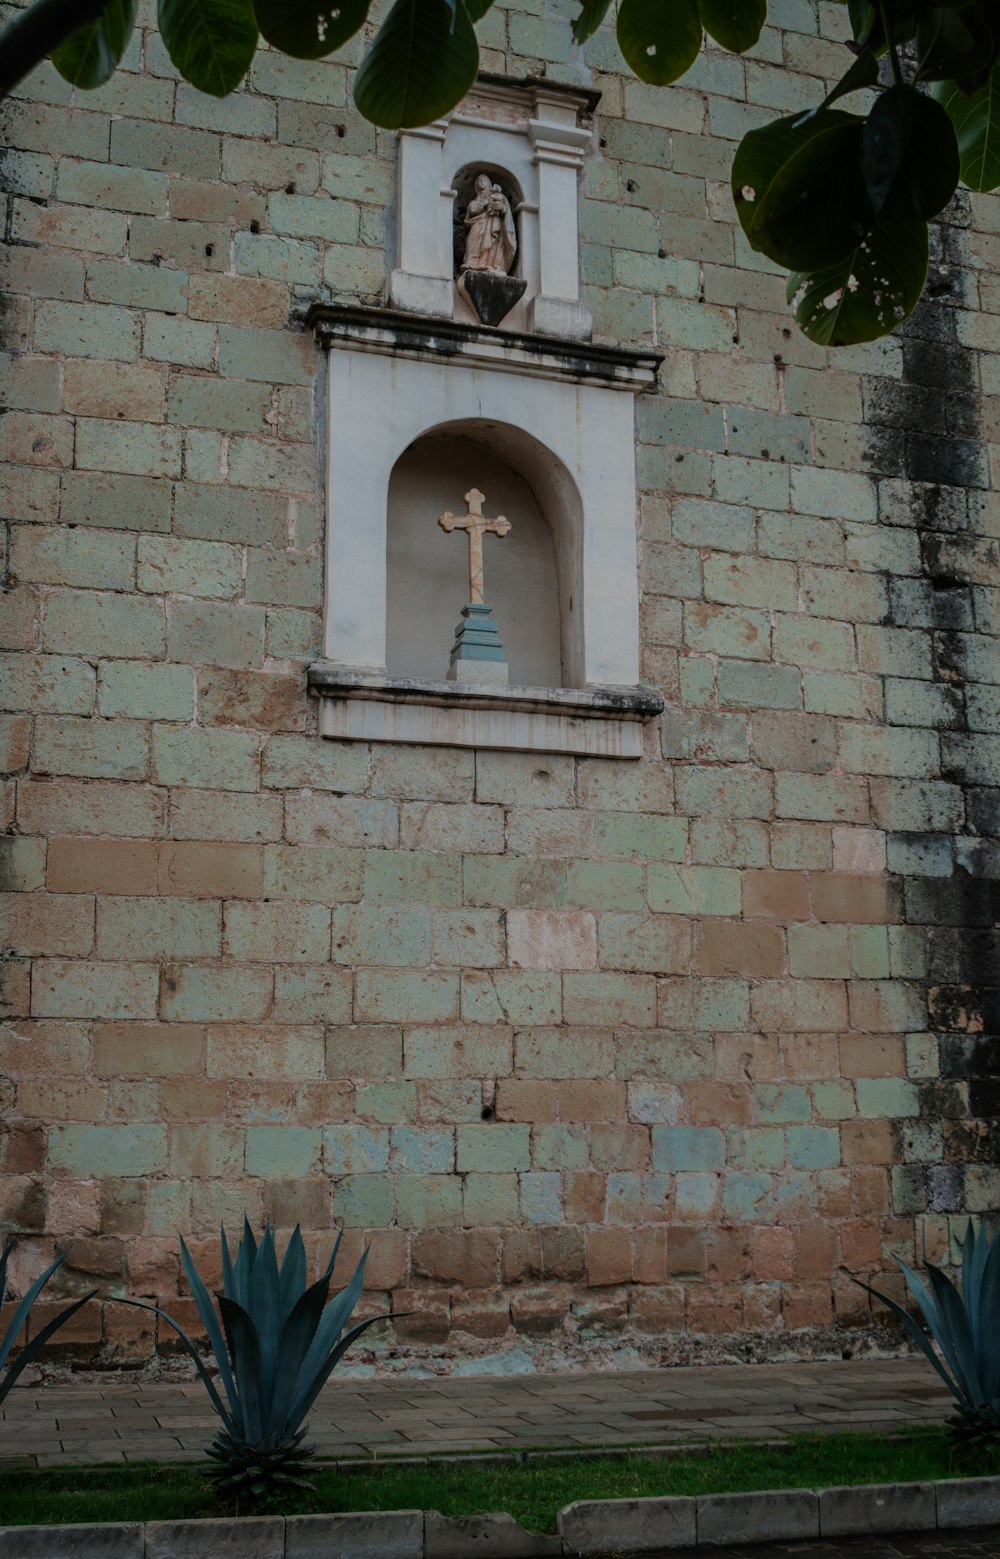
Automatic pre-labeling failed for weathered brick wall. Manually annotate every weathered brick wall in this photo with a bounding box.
[1,0,998,1366]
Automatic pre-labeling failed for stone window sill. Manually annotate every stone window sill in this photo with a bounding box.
[307,665,664,758]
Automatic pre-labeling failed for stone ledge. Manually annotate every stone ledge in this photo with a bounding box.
[308,665,665,758]
[307,304,663,392]
[4,1478,1000,1558]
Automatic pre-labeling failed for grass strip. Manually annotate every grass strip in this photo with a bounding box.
[1,1429,998,1533]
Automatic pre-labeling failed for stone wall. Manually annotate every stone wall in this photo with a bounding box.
[1,0,998,1367]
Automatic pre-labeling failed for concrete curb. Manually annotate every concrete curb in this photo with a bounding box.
[1,1477,999,1557]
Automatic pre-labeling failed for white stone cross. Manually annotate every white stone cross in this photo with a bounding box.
[438,487,511,605]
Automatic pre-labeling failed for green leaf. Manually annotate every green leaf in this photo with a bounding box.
[353,0,479,129]
[572,0,613,43]
[698,0,765,53]
[935,60,1000,190]
[157,0,258,97]
[733,109,873,272]
[916,7,994,84]
[52,0,138,89]
[848,0,877,48]
[788,215,928,345]
[253,0,371,57]
[617,0,703,84]
[862,84,961,220]
[822,46,879,109]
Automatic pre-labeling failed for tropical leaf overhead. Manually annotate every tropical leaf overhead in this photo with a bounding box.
[4,0,998,341]
[51,0,137,88]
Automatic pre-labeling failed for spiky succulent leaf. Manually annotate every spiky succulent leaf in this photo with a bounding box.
[0,1290,96,1408]
[119,1298,237,1435]
[206,1424,317,1494]
[270,1274,333,1438]
[320,1225,344,1285]
[218,1294,264,1445]
[287,1311,392,1429]
[279,1226,308,1318]
[138,1221,391,1499]
[857,1277,963,1397]
[250,1225,282,1417]
[963,1218,1000,1402]
[923,1257,982,1406]
[291,1246,371,1407]
[221,1224,237,1301]
[179,1234,240,1424]
[859,1221,1000,1443]
[0,1247,69,1372]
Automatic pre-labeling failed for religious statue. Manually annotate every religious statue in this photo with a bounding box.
[461,174,517,276]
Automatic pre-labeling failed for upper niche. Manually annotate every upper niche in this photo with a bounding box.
[389,77,595,340]
[452,164,522,278]
[386,432,562,688]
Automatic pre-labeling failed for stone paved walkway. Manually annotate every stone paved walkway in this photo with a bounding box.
[0,1359,952,1467]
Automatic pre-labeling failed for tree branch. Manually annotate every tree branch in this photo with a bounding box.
[0,0,112,99]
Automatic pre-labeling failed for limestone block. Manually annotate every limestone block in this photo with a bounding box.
[145,1517,284,1558]
[818,1482,936,1536]
[937,1475,1000,1528]
[559,1495,696,1553]
[286,1511,423,1558]
[696,1489,819,1545]
[0,1526,143,1559]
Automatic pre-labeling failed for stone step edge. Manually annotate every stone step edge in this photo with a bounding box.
[0,1475,997,1557]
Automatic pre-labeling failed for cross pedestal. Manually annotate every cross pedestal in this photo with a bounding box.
[447,602,509,684]
[438,488,511,684]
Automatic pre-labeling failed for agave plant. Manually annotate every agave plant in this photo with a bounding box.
[0,1234,96,1405]
[861,1220,1000,1445]
[132,1221,389,1499]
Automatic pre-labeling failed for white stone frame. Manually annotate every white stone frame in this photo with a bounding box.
[389,78,595,340]
[308,307,663,757]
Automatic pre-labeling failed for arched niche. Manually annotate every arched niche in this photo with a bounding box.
[451,164,524,280]
[315,311,659,732]
[385,422,580,689]
[388,79,595,339]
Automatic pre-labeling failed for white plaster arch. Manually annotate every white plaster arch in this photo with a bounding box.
[323,336,641,688]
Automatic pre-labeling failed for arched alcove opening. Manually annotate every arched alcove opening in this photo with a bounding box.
[385,420,584,689]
